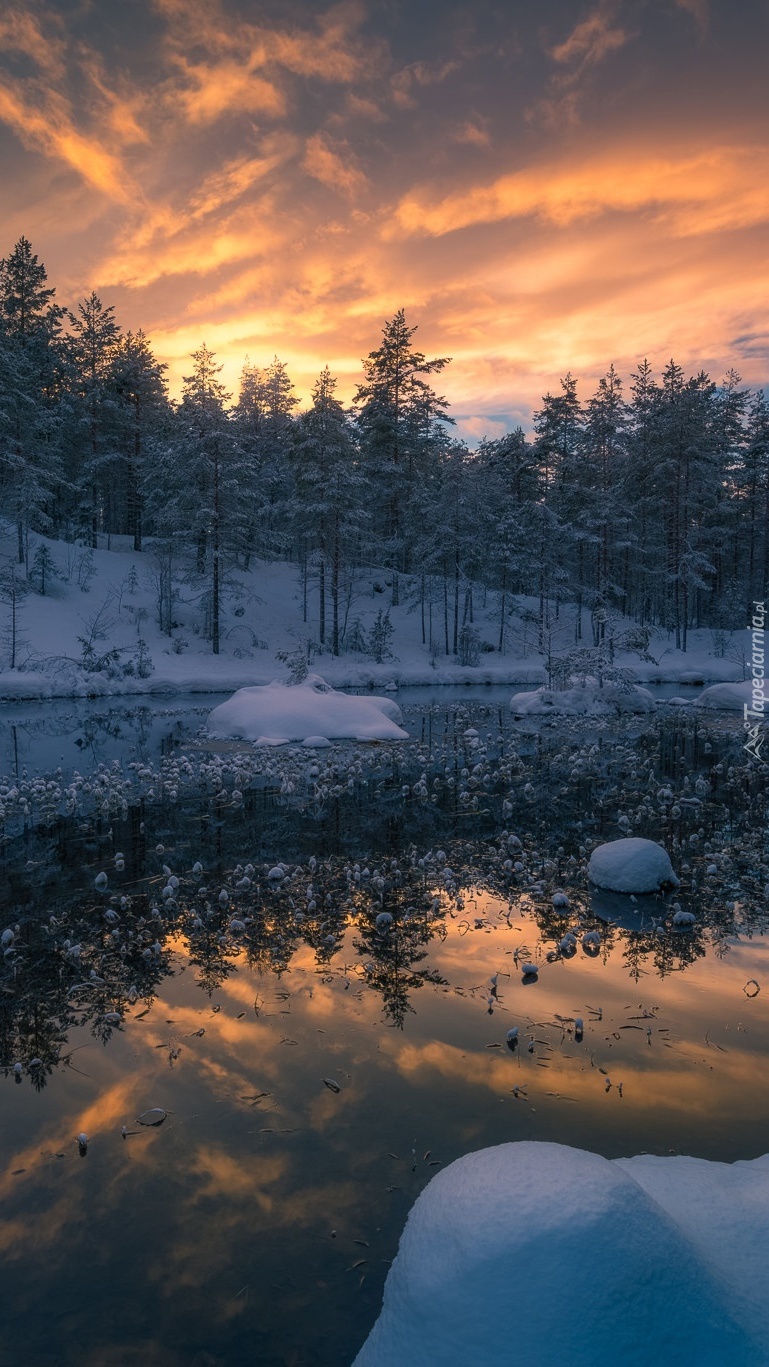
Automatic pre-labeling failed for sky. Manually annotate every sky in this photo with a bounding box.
[1,0,767,439]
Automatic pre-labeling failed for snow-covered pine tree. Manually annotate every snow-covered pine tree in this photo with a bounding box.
[233,355,297,565]
[738,391,769,616]
[293,367,368,655]
[532,375,582,649]
[64,292,121,548]
[474,428,540,651]
[157,344,252,653]
[111,330,170,551]
[354,309,452,604]
[0,238,65,561]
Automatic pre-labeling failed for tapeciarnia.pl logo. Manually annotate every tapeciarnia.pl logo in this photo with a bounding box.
[744,600,766,760]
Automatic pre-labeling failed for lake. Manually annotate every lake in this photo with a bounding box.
[1,691,767,1366]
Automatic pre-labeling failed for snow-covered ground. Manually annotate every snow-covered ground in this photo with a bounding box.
[354,1141,769,1367]
[510,683,656,715]
[0,529,754,699]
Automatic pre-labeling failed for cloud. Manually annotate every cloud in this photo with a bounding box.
[156,0,381,128]
[99,199,286,289]
[391,58,461,109]
[169,56,286,124]
[674,0,710,36]
[187,145,294,219]
[303,132,368,198]
[549,3,633,73]
[387,144,769,239]
[453,121,490,147]
[0,6,67,79]
[527,2,636,128]
[0,83,136,203]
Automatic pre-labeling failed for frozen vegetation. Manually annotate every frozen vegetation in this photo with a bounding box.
[510,683,656,715]
[354,1141,769,1367]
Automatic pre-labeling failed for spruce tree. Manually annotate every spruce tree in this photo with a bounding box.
[354,309,452,602]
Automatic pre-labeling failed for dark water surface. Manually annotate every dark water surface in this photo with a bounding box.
[1,694,767,1366]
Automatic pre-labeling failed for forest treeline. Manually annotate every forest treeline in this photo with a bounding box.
[1,236,767,657]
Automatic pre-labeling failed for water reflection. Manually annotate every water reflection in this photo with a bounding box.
[0,706,767,1365]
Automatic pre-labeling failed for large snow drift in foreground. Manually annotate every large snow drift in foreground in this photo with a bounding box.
[207,675,409,744]
[588,836,679,893]
[510,683,655,716]
[354,1142,769,1367]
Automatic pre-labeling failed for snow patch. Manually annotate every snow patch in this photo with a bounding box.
[510,684,655,716]
[207,675,409,744]
[696,680,754,710]
[354,1141,768,1367]
[588,837,679,893]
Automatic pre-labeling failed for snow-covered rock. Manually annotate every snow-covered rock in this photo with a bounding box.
[588,837,679,893]
[354,1141,769,1367]
[510,684,655,716]
[696,681,755,711]
[207,675,409,744]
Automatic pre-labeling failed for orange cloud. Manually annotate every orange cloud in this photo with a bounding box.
[0,84,135,203]
[170,56,286,124]
[550,4,633,71]
[156,0,378,131]
[303,132,368,198]
[0,6,66,79]
[388,144,769,239]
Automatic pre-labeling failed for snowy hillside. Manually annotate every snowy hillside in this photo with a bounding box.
[0,527,752,700]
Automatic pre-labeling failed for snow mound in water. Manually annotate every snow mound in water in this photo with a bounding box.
[510,684,655,716]
[353,1141,769,1367]
[696,681,755,710]
[588,837,679,893]
[207,674,409,744]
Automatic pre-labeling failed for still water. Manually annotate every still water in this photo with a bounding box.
[1,693,767,1366]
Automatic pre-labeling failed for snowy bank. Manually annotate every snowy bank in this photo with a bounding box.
[696,680,755,710]
[588,837,679,893]
[510,683,656,716]
[354,1141,769,1367]
[206,675,409,744]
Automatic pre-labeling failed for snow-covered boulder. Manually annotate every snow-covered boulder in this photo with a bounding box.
[696,681,754,711]
[588,837,679,893]
[510,684,655,716]
[354,1141,769,1367]
[207,675,409,744]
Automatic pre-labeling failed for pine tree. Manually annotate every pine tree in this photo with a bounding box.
[532,375,582,648]
[111,330,169,550]
[158,344,251,653]
[293,367,367,654]
[354,309,452,602]
[64,292,121,547]
[0,238,64,560]
[738,391,769,616]
[475,428,540,649]
[0,558,28,668]
[233,355,297,564]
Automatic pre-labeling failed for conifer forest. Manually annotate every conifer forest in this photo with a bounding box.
[2,236,767,659]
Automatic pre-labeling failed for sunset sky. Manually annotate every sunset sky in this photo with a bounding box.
[1,0,767,438]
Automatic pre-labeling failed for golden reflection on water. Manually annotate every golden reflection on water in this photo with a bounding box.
[2,877,769,1364]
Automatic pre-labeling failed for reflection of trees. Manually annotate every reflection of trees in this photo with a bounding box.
[351,882,447,1028]
[1,709,767,1079]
